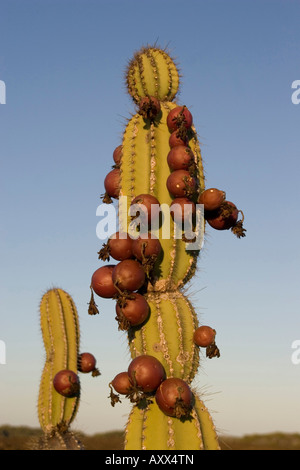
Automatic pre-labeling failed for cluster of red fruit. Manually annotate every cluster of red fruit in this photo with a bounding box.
[109,354,194,419]
[52,352,100,398]
[166,106,198,225]
[109,324,219,418]
[90,214,163,329]
[199,188,246,238]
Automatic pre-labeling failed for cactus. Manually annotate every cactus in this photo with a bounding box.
[91,45,246,450]
[36,288,83,450]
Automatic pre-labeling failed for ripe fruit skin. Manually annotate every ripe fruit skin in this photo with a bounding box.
[166,170,196,198]
[128,355,166,393]
[116,293,149,326]
[53,370,80,398]
[206,201,239,230]
[108,232,133,261]
[167,106,193,131]
[113,145,122,166]
[170,197,196,223]
[111,372,133,395]
[155,378,193,417]
[132,234,162,261]
[138,96,161,120]
[104,168,120,199]
[193,326,216,348]
[198,188,226,212]
[112,259,146,292]
[130,194,161,227]
[167,146,194,171]
[169,131,189,148]
[91,265,118,298]
[78,353,97,373]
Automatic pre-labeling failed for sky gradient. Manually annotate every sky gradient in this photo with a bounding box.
[1,0,300,438]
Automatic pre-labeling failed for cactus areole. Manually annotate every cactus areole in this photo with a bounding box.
[90,45,246,450]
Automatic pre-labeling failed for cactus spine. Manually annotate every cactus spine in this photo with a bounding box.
[37,288,83,449]
[93,45,222,450]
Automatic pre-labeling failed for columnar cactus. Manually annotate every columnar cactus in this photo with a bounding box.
[91,45,245,451]
[37,288,99,450]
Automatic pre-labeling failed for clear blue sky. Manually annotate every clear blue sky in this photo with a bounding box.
[1,0,300,438]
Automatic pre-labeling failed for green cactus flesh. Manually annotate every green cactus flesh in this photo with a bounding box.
[38,288,80,436]
[125,396,219,451]
[96,46,220,450]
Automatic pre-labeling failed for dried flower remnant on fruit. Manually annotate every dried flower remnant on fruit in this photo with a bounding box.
[88,287,99,315]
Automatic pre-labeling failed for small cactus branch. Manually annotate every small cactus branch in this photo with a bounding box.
[38,288,80,435]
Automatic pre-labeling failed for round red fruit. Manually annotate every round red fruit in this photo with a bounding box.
[166,170,197,198]
[111,372,133,395]
[104,168,120,199]
[167,106,193,132]
[155,378,193,418]
[91,265,118,298]
[53,370,80,398]
[167,145,194,171]
[128,355,166,393]
[113,145,122,166]
[132,233,162,261]
[112,259,146,292]
[169,130,189,148]
[130,194,160,227]
[78,353,97,373]
[193,326,216,347]
[206,201,239,230]
[107,232,133,261]
[116,293,149,327]
[198,188,226,212]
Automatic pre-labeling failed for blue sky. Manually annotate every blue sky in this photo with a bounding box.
[1,0,300,439]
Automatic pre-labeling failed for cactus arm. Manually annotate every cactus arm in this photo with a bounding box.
[38,288,80,434]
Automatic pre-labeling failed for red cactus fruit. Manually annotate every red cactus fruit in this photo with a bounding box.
[167,106,193,132]
[53,370,80,398]
[112,259,146,292]
[128,355,166,393]
[198,188,226,212]
[155,377,193,418]
[91,265,118,298]
[167,145,194,171]
[166,170,197,198]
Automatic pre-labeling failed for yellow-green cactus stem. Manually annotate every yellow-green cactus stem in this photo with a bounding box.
[124,396,220,451]
[38,288,81,443]
[128,291,199,383]
[126,46,180,103]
